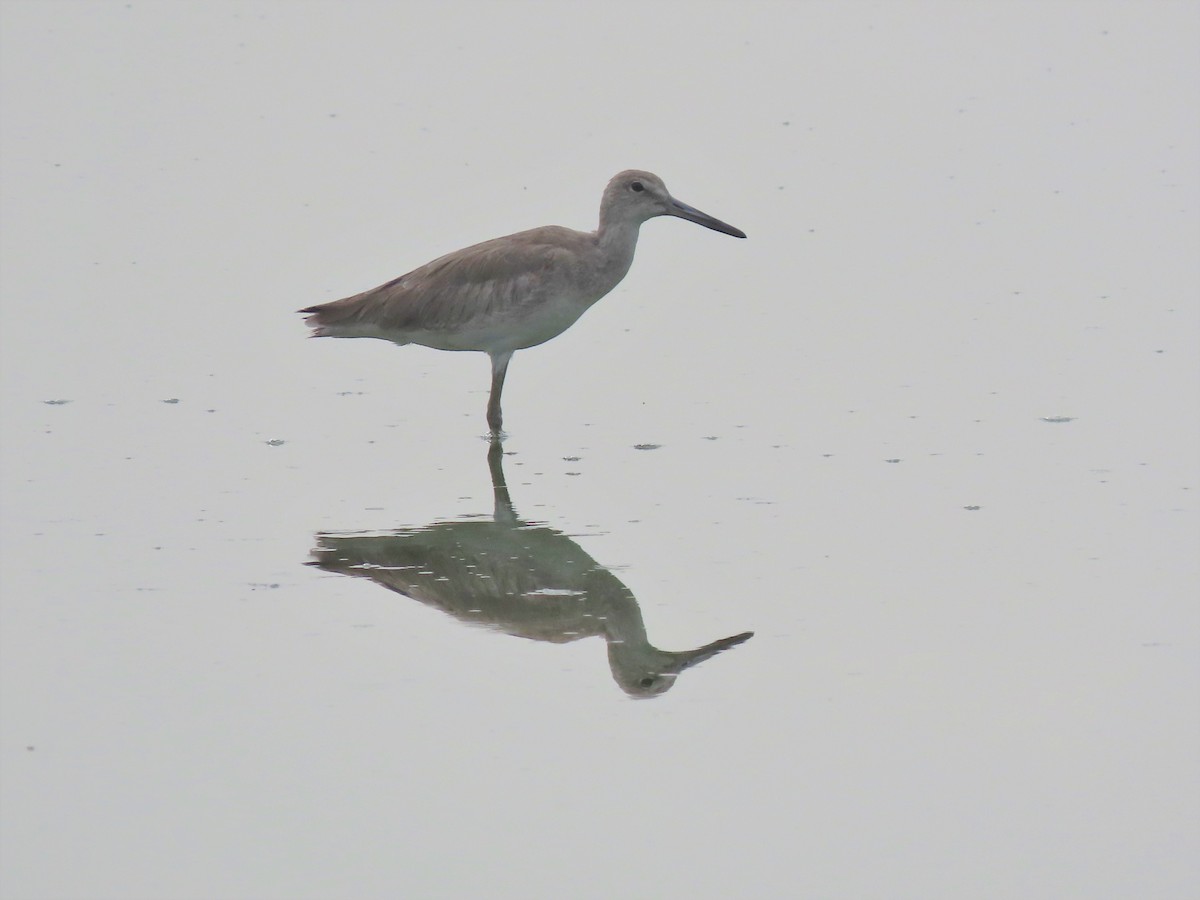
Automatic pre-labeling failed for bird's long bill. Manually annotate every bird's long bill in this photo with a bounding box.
[669,198,747,238]
[676,631,755,672]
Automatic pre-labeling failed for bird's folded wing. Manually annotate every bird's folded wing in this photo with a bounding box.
[305,226,589,335]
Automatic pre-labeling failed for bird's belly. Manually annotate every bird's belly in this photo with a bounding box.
[409,300,591,354]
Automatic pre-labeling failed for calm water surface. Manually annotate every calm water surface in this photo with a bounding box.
[2,3,1197,899]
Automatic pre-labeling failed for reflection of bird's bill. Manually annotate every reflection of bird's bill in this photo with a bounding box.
[674,630,755,672]
[669,198,747,238]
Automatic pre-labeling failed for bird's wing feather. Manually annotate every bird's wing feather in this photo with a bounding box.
[302,226,592,334]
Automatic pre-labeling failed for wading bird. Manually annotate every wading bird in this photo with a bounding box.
[300,170,745,433]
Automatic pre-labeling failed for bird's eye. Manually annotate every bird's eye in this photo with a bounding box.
[630,181,644,193]
[639,676,655,688]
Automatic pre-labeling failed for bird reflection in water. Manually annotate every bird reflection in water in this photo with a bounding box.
[308,440,752,697]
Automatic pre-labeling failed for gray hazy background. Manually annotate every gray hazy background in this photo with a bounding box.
[1,2,1197,899]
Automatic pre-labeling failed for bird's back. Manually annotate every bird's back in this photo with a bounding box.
[300,225,622,353]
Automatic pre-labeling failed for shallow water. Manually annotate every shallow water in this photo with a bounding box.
[2,3,1197,899]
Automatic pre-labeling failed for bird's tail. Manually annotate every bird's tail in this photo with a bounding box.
[298,292,395,340]
[297,301,341,337]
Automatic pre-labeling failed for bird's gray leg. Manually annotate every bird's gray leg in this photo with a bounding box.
[487,351,512,434]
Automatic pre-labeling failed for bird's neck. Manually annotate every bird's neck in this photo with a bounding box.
[595,218,642,283]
